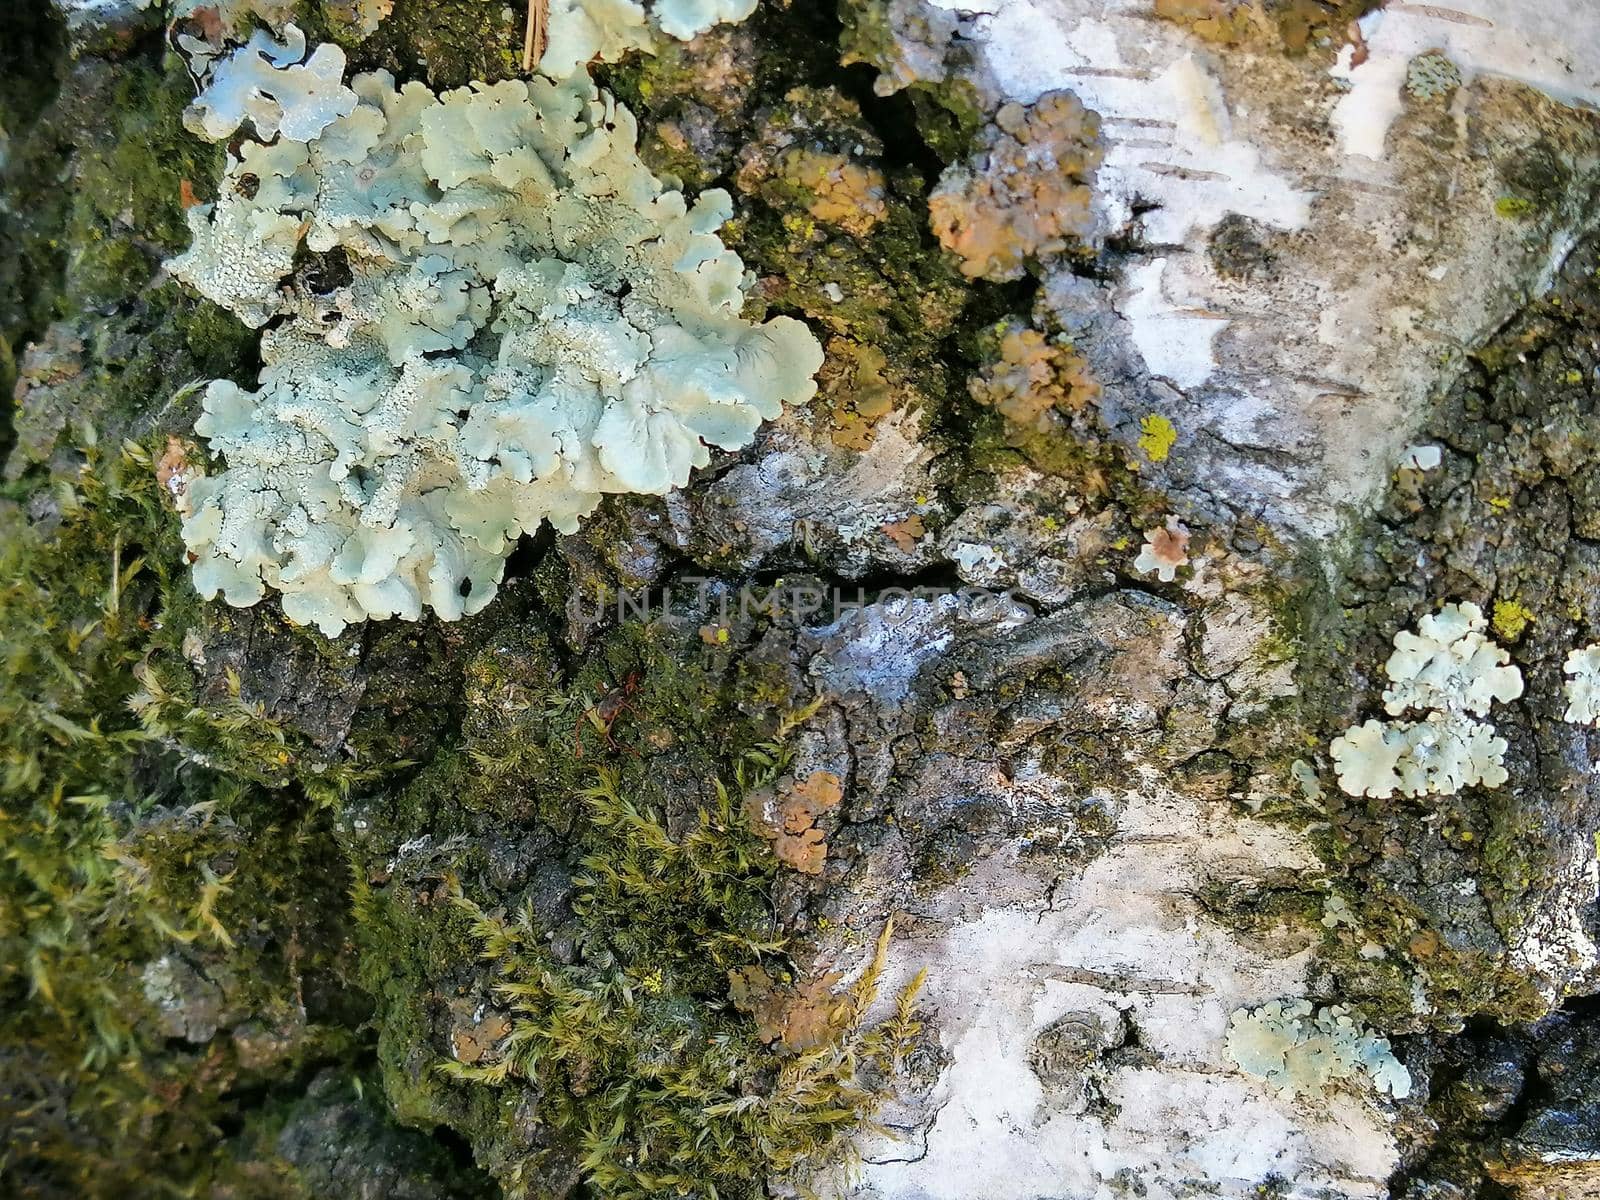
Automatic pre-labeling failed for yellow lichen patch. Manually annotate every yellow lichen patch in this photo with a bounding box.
[779,147,888,238]
[929,90,1102,281]
[1153,0,1264,45]
[1154,0,1377,54]
[1492,599,1535,642]
[1138,414,1178,463]
[744,769,844,875]
[819,336,899,450]
[969,322,1100,431]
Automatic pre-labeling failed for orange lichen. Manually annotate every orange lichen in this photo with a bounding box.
[1133,516,1191,582]
[929,90,1102,281]
[819,337,898,450]
[728,965,849,1051]
[448,999,513,1065]
[743,769,844,875]
[882,514,926,552]
[968,322,1100,430]
[778,147,889,238]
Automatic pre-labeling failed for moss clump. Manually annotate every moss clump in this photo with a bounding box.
[344,622,923,1198]
[447,774,919,1198]
[0,436,384,1197]
[66,62,226,266]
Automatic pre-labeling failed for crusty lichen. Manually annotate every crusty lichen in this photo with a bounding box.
[168,56,823,636]
[929,90,1102,281]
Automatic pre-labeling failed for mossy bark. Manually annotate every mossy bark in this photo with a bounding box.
[7,2,1600,1198]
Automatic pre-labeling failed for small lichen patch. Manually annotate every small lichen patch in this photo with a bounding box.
[1381,602,1524,718]
[1495,195,1537,219]
[1331,713,1511,799]
[1132,516,1190,583]
[1406,51,1462,102]
[1137,413,1177,463]
[729,964,848,1051]
[743,769,844,875]
[777,147,888,238]
[1330,603,1523,799]
[325,0,395,39]
[819,337,897,450]
[928,90,1102,281]
[968,321,1100,432]
[1563,643,1600,726]
[1153,0,1377,54]
[1225,999,1411,1100]
[154,435,204,517]
[1491,599,1535,642]
[881,513,926,552]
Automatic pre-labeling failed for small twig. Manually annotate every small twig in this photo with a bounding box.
[522,0,549,73]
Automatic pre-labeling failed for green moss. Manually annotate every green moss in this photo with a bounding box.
[337,621,924,1197]
[357,0,523,88]
[0,435,379,1197]
[444,773,920,1198]
[20,56,228,320]
[902,78,984,163]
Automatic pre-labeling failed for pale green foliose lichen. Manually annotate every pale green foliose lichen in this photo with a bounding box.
[1225,999,1411,1101]
[182,25,359,142]
[167,59,822,637]
[1563,643,1600,726]
[1330,603,1523,799]
[540,0,759,80]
